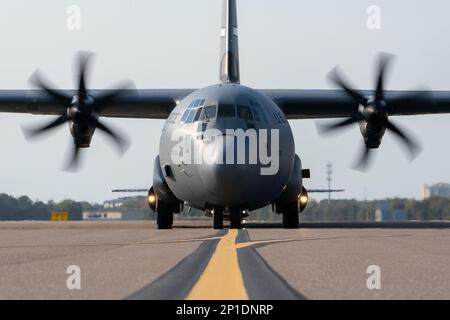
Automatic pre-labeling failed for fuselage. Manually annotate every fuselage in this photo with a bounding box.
[159,83,296,211]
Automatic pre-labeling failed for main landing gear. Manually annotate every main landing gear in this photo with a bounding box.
[282,202,299,229]
[157,201,174,229]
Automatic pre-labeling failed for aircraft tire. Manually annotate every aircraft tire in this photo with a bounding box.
[213,207,224,229]
[157,201,174,229]
[230,208,242,229]
[282,202,299,229]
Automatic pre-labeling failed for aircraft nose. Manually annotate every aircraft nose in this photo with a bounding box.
[199,162,248,206]
[198,135,254,206]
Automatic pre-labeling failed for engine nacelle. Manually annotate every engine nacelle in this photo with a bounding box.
[359,119,386,149]
[69,119,96,148]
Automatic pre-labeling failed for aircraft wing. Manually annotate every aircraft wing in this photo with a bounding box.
[0,89,195,119]
[308,189,345,193]
[262,89,450,119]
[3,88,450,120]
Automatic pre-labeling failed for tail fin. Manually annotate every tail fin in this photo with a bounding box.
[219,0,240,84]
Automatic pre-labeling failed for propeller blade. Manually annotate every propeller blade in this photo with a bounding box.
[328,67,368,106]
[22,115,68,139]
[64,144,81,172]
[95,120,130,154]
[353,145,373,171]
[317,115,360,134]
[77,51,93,101]
[29,71,71,106]
[382,118,421,159]
[375,53,394,99]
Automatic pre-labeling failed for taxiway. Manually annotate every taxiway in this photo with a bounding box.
[1,221,450,299]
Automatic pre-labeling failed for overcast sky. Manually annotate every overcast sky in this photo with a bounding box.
[0,0,450,203]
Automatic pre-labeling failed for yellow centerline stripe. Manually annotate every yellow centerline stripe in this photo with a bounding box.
[186,229,249,300]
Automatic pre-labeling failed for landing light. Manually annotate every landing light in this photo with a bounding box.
[147,187,157,212]
[298,187,309,213]
[299,194,308,205]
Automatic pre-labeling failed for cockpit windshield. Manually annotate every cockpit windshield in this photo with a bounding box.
[236,105,253,120]
[179,97,271,125]
[217,104,236,118]
[200,105,217,121]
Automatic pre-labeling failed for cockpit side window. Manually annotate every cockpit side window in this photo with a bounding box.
[180,99,206,124]
[189,99,200,109]
[218,104,236,118]
[180,110,190,123]
[249,98,269,123]
[193,107,203,122]
[185,109,196,123]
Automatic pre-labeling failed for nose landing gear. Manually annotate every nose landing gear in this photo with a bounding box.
[213,207,224,230]
[211,206,243,229]
[230,208,242,229]
[282,202,299,229]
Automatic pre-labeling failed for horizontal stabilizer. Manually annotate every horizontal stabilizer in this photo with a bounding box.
[111,189,148,193]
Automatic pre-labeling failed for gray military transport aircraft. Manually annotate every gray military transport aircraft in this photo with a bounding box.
[1,0,449,229]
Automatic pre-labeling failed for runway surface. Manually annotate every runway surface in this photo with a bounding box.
[1,220,450,299]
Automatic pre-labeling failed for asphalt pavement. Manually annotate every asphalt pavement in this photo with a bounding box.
[1,220,450,299]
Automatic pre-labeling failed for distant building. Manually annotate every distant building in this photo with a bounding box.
[83,210,154,221]
[83,211,122,220]
[375,207,405,222]
[422,183,450,199]
[103,200,124,209]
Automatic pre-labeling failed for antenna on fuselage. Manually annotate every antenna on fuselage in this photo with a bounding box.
[219,0,240,84]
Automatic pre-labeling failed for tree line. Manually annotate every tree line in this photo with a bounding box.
[301,197,450,222]
[0,194,96,221]
[1,193,450,221]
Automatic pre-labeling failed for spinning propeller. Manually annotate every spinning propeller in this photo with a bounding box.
[318,53,429,170]
[23,52,134,171]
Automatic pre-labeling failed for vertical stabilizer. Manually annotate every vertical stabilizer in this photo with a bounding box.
[220,0,240,83]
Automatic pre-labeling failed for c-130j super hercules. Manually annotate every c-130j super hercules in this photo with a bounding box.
[1,0,448,229]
